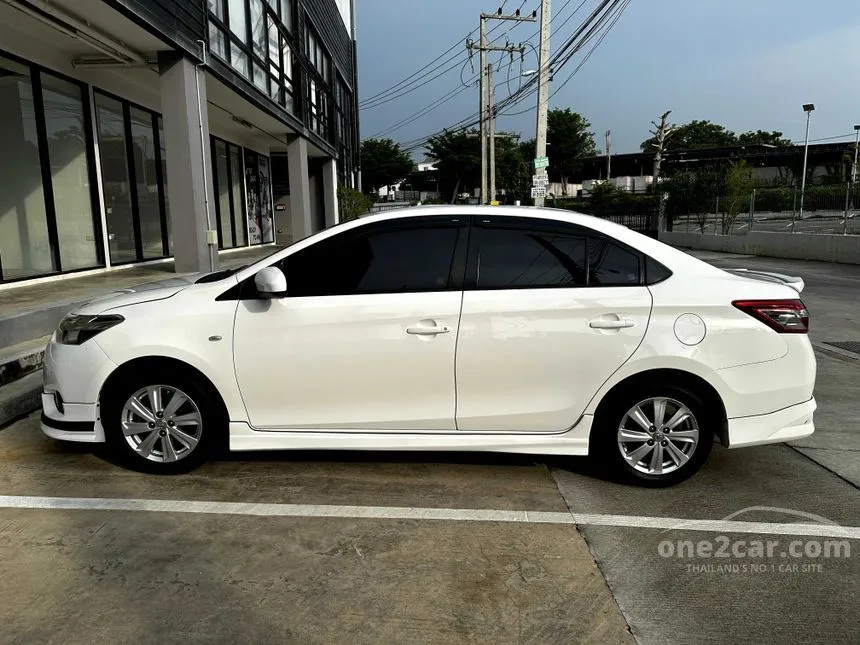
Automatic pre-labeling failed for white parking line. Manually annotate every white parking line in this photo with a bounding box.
[0,495,857,539]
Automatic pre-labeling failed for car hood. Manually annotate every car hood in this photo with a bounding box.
[72,273,206,315]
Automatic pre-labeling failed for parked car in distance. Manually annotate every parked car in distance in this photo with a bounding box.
[41,205,816,486]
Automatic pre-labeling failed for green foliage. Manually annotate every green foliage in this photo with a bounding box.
[736,130,792,147]
[642,120,793,153]
[337,185,374,222]
[547,108,597,181]
[426,130,481,202]
[754,187,793,212]
[642,120,736,152]
[359,138,415,194]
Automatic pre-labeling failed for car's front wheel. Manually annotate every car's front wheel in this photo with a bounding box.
[594,385,714,486]
[102,372,219,474]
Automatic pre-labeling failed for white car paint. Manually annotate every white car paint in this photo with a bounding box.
[41,205,817,467]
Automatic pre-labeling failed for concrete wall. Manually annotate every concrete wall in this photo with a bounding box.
[661,231,860,265]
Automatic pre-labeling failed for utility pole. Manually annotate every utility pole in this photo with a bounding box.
[605,130,611,179]
[488,63,496,204]
[466,8,534,204]
[533,0,551,207]
[649,110,674,233]
[479,19,487,204]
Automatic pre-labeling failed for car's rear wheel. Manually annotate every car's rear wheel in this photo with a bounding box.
[103,373,219,474]
[594,385,714,486]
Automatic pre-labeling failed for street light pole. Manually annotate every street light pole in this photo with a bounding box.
[843,124,860,235]
[795,103,815,232]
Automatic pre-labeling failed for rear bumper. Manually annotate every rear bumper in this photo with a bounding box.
[727,397,816,448]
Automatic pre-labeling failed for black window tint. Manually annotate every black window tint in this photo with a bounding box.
[477,226,587,289]
[588,238,640,285]
[282,225,460,296]
[645,255,672,284]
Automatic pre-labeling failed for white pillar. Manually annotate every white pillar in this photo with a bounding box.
[287,136,312,240]
[158,53,217,273]
[322,157,339,227]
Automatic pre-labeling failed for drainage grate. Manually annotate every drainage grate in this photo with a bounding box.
[823,341,860,356]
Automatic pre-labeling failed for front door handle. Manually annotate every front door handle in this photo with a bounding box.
[406,325,451,335]
[589,318,634,330]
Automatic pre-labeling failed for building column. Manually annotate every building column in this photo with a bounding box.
[158,53,218,274]
[322,157,339,227]
[287,136,313,240]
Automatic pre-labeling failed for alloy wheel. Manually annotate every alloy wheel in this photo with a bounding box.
[616,397,700,475]
[121,385,203,463]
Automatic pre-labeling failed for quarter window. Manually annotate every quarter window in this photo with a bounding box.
[589,237,640,285]
[280,222,462,297]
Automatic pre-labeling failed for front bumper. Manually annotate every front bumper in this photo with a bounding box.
[41,394,104,443]
[727,397,816,448]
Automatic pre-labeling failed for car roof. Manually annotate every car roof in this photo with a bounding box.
[356,205,708,270]
[232,204,714,284]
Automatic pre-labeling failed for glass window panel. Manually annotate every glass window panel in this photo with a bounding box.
[207,0,224,20]
[214,139,233,248]
[158,116,172,255]
[228,0,246,41]
[282,224,460,297]
[267,17,280,66]
[0,58,54,279]
[229,145,246,246]
[280,0,292,31]
[129,107,163,258]
[281,39,292,80]
[588,238,640,285]
[476,226,587,289]
[209,21,226,59]
[258,155,273,243]
[252,63,267,92]
[250,0,266,60]
[94,93,136,264]
[269,75,283,104]
[41,74,99,271]
[231,43,248,77]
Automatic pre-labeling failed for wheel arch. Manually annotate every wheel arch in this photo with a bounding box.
[98,356,230,440]
[590,368,729,446]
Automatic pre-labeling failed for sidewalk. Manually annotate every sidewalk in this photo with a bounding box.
[0,245,280,320]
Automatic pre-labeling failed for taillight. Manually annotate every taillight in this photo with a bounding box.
[732,299,809,334]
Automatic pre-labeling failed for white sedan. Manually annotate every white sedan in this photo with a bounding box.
[40,206,816,486]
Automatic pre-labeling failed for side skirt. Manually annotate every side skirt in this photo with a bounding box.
[228,416,593,456]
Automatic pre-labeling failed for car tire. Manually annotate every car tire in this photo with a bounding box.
[592,383,714,487]
[101,369,223,474]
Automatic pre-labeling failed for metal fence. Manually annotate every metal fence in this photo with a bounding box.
[669,184,860,236]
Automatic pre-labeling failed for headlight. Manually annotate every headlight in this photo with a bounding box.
[57,314,124,345]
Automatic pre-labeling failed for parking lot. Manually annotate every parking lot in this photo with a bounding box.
[1,252,858,645]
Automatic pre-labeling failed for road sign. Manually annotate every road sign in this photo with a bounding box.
[532,174,549,187]
[530,186,546,198]
[533,156,549,169]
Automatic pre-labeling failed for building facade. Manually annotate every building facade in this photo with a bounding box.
[0,0,358,284]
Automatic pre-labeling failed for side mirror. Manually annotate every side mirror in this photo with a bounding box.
[254,266,287,298]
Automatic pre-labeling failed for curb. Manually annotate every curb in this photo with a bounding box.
[0,372,42,429]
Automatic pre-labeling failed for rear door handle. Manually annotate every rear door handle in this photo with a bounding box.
[406,325,451,335]
[589,318,634,330]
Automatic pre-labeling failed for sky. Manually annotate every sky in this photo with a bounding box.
[355,0,860,158]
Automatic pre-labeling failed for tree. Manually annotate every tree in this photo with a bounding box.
[426,130,481,202]
[721,161,755,233]
[359,138,415,195]
[547,108,597,185]
[736,130,792,147]
[337,185,374,222]
[640,119,736,152]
